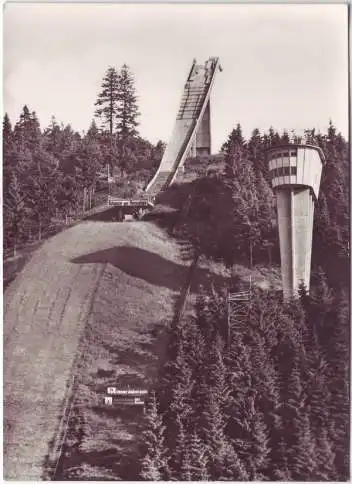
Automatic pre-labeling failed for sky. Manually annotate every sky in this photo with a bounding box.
[3,3,348,152]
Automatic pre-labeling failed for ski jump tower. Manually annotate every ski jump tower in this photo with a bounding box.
[267,144,325,300]
[146,57,221,196]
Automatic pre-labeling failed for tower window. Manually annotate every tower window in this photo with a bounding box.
[271,165,297,179]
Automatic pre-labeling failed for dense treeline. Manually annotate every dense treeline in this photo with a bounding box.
[3,65,164,251]
[172,122,349,288]
[140,122,349,480]
[141,284,349,480]
[3,56,349,479]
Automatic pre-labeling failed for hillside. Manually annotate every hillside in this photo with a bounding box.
[3,217,189,480]
[3,120,349,480]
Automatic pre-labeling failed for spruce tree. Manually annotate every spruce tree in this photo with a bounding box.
[140,392,169,481]
[206,333,231,413]
[314,427,337,480]
[221,132,263,268]
[3,113,13,149]
[3,172,28,249]
[94,66,119,137]
[199,391,230,479]
[23,151,59,239]
[116,64,140,175]
[14,106,41,153]
[187,432,209,480]
[326,289,350,479]
[162,339,194,457]
[290,408,317,480]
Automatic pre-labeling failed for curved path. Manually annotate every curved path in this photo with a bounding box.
[3,219,182,480]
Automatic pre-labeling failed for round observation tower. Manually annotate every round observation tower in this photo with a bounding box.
[267,143,325,300]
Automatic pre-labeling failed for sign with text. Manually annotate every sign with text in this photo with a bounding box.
[104,387,148,407]
[107,387,148,396]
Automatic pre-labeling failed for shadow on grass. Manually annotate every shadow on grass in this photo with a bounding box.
[71,245,225,294]
[58,407,144,481]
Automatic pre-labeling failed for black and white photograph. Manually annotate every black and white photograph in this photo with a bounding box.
[3,2,350,481]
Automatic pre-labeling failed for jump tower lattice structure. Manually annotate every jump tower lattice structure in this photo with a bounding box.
[267,143,325,300]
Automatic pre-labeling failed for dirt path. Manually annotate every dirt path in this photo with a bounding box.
[3,220,183,480]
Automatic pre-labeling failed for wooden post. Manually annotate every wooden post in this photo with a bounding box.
[249,238,253,270]
[227,294,231,346]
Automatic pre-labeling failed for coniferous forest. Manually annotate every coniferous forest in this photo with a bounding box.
[3,65,164,252]
[139,124,350,481]
[3,63,350,480]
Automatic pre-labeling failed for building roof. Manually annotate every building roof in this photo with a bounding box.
[266,143,326,164]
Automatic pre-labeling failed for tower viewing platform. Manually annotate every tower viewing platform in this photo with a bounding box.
[267,143,325,300]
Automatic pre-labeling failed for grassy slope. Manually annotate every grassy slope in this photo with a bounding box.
[4,217,189,480]
[4,155,281,480]
[64,159,281,480]
[60,221,191,480]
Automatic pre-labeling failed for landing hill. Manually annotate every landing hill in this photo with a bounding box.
[3,218,189,479]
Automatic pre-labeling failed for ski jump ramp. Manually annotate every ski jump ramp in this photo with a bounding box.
[146,57,222,197]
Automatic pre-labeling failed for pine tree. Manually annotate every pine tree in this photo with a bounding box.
[23,151,59,239]
[221,132,263,268]
[179,447,192,481]
[95,67,119,137]
[116,64,140,175]
[247,407,271,480]
[206,333,231,413]
[326,289,349,479]
[140,392,169,481]
[14,106,41,153]
[162,338,194,458]
[268,126,281,146]
[187,432,209,480]
[199,391,230,479]
[43,115,63,159]
[87,119,100,140]
[290,407,317,480]
[171,417,192,480]
[3,113,13,149]
[314,426,337,480]
[221,123,245,153]
[3,172,28,250]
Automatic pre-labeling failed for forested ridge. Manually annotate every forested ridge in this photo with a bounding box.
[140,124,350,481]
[3,64,164,252]
[3,61,349,480]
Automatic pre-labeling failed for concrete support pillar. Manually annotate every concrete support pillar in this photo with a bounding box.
[276,188,315,300]
[195,101,211,156]
[190,139,197,157]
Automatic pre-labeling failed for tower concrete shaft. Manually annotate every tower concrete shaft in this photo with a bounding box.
[267,144,325,300]
[276,188,315,299]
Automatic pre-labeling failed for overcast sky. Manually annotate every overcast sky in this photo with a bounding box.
[3,3,348,151]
